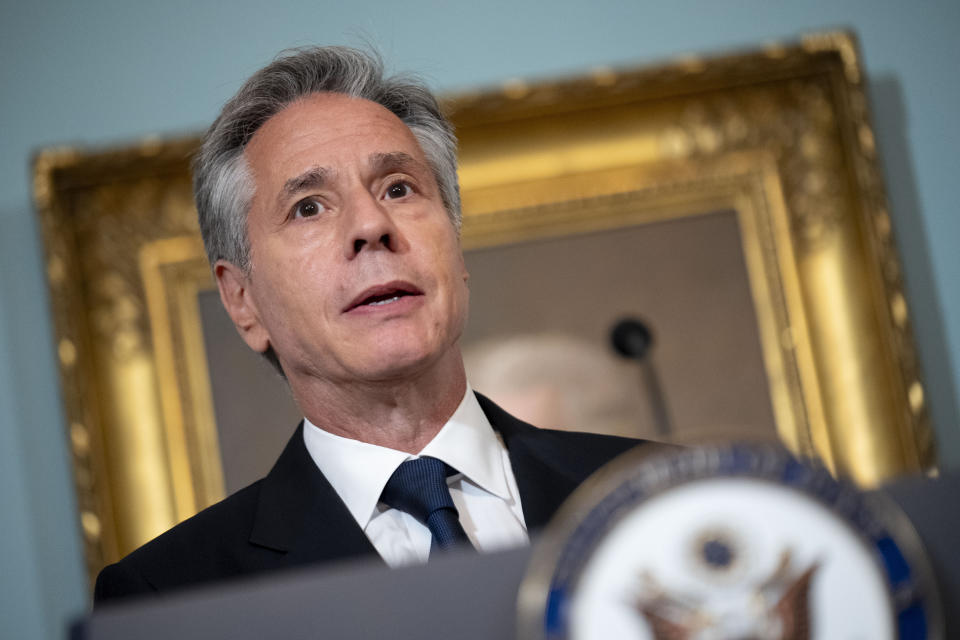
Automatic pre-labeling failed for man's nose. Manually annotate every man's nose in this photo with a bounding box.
[345,191,400,258]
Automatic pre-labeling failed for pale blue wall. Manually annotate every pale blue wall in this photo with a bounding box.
[2,1,958,637]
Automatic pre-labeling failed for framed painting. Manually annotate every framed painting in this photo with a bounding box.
[34,31,935,586]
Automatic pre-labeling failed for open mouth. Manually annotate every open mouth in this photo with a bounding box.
[345,281,423,312]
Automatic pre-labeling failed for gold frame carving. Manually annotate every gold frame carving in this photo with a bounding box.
[35,32,935,588]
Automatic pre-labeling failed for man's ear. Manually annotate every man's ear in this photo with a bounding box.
[457,249,470,285]
[214,260,271,354]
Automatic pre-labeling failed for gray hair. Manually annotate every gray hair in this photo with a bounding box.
[193,46,461,273]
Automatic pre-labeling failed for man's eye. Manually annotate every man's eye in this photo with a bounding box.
[385,181,412,199]
[293,198,325,218]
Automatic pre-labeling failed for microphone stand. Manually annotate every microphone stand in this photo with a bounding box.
[610,318,673,439]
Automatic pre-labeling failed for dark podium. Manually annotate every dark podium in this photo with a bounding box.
[74,473,960,639]
[78,545,531,640]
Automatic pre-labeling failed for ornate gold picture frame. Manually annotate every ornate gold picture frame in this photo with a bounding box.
[35,32,935,587]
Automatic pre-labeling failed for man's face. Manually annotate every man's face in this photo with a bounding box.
[217,93,469,387]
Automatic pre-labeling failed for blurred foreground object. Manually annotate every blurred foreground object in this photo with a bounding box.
[518,443,943,639]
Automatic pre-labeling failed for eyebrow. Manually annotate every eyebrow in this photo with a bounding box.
[369,151,422,176]
[278,166,333,206]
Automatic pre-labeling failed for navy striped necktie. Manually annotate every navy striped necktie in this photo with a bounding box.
[380,457,472,553]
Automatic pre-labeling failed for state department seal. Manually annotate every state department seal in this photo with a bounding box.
[517,443,941,640]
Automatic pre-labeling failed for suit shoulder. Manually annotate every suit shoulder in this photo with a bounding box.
[128,479,263,564]
[95,480,266,605]
[94,556,154,604]
[479,391,671,477]
[525,427,652,472]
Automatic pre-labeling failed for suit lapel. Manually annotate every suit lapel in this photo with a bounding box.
[249,422,381,567]
[476,393,583,531]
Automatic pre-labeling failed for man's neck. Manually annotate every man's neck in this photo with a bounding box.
[287,352,468,454]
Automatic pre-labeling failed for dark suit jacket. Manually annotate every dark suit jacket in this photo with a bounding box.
[94,394,648,605]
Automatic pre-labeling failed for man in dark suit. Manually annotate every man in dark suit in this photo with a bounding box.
[95,47,650,604]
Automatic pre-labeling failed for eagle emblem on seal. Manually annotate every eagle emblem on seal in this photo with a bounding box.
[633,542,819,640]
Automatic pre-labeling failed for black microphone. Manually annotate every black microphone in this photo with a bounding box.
[610,317,672,438]
[611,318,653,360]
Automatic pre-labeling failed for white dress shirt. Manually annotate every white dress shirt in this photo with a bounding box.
[302,385,529,567]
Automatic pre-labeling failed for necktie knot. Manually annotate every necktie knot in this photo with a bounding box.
[381,457,471,552]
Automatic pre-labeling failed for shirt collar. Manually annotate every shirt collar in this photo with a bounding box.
[301,385,511,530]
